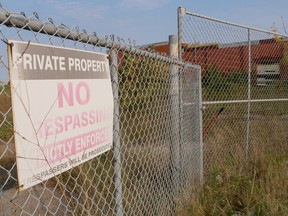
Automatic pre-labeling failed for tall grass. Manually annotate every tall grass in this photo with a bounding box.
[180,100,288,215]
[183,151,288,216]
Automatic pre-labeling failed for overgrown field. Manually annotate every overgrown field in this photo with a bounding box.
[176,106,288,215]
[180,71,288,216]
[1,75,288,215]
[182,151,288,216]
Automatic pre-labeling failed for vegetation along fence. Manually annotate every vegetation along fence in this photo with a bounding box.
[178,7,288,176]
[1,5,288,216]
[0,6,202,216]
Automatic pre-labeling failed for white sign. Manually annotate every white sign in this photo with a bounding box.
[8,41,113,191]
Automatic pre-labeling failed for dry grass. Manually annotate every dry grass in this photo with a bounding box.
[183,151,288,216]
[1,80,288,215]
[180,104,288,216]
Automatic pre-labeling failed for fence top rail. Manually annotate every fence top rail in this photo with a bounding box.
[183,9,288,38]
[0,9,197,69]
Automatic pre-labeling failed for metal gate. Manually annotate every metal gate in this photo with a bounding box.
[178,7,288,175]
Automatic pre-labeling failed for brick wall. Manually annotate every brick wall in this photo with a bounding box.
[152,39,286,79]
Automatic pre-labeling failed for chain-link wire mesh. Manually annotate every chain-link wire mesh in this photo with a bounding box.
[179,8,288,176]
[0,7,202,215]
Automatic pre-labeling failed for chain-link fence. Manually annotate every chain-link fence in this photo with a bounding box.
[178,8,288,176]
[0,7,202,216]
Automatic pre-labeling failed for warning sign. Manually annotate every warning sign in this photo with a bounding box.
[8,41,113,191]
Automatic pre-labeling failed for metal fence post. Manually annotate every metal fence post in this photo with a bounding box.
[168,35,180,188]
[177,7,186,187]
[246,28,252,160]
[178,7,186,62]
[110,49,124,216]
[195,68,204,185]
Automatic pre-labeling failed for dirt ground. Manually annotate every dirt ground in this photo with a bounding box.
[0,185,68,216]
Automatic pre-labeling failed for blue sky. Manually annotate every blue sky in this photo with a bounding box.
[0,0,288,81]
[1,0,288,45]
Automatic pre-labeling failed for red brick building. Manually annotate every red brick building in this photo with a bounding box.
[147,39,288,81]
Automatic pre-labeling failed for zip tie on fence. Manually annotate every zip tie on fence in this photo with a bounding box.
[60,23,69,29]
[48,17,53,24]
[33,12,40,20]
[20,12,26,18]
